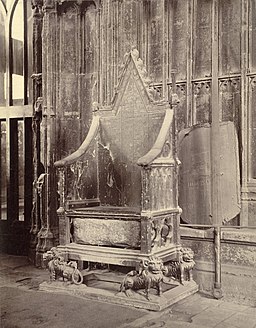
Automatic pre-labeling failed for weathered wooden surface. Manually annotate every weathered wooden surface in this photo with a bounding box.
[98,57,165,207]
[57,243,180,267]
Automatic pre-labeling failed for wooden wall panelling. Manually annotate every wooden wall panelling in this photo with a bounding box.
[112,0,118,97]
[175,83,186,132]
[171,0,188,82]
[219,0,241,75]
[247,0,256,184]
[162,0,169,99]
[219,78,242,188]
[186,0,192,127]
[248,0,256,71]
[80,3,97,140]
[100,0,108,104]
[59,3,79,116]
[211,0,220,225]
[137,0,144,64]
[141,0,149,70]
[106,0,113,104]
[95,0,101,105]
[148,0,164,83]
[121,0,139,53]
[101,0,117,104]
[99,0,147,105]
[193,0,212,79]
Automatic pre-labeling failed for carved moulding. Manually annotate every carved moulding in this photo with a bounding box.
[151,214,176,250]
[192,80,211,125]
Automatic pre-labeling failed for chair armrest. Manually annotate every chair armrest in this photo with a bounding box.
[137,109,173,166]
[54,114,100,167]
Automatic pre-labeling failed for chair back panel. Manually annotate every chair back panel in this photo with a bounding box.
[98,60,165,207]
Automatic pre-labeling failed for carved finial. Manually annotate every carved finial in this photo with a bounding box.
[116,49,163,102]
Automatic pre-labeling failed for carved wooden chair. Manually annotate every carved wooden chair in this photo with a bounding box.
[54,49,181,267]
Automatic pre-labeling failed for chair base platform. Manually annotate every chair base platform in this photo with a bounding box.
[39,270,198,311]
[57,243,181,267]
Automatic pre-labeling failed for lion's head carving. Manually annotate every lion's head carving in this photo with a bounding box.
[180,248,194,262]
[140,256,166,274]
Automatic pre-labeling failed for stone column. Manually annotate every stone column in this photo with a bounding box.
[35,0,58,266]
[29,0,43,263]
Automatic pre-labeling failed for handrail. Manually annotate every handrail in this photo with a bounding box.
[54,115,100,167]
[137,108,173,166]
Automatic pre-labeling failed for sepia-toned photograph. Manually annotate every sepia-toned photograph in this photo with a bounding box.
[0,0,256,327]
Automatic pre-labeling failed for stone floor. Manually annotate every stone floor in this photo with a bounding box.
[0,253,255,328]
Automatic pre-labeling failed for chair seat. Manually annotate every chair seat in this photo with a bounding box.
[70,205,141,214]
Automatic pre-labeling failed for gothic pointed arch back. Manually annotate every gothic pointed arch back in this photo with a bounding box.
[98,50,166,207]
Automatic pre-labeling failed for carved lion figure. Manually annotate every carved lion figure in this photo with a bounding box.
[43,247,83,285]
[165,247,195,284]
[120,256,167,300]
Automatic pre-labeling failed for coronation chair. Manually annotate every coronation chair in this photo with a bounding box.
[54,49,182,268]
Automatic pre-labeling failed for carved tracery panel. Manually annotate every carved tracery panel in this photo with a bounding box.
[192,81,211,125]
[219,78,241,130]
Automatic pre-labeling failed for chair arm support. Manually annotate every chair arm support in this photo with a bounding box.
[54,115,100,167]
[137,109,173,166]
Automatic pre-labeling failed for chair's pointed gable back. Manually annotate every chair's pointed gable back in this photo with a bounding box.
[98,50,166,208]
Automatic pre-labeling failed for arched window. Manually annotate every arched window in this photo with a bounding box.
[0,0,33,254]
[0,0,33,106]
